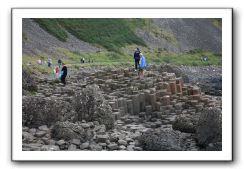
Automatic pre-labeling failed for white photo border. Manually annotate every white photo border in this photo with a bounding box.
[12,8,233,161]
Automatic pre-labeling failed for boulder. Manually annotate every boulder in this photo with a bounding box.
[138,128,182,151]
[107,143,119,150]
[38,125,49,131]
[22,143,42,151]
[72,85,114,130]
[22,132,35,143]
[172,114,197,133]
[68,144,77,151]
[96,135,109,143]
[41,145,60,151]
[22,96,76,128]
[51,121,93,142]
[196,107,222,147]
[118,139,127,146]
[89,143,102,151]
[56,139,66,146]
[71,139,81,146]
[80,142,90,150]
[35,131,47,137]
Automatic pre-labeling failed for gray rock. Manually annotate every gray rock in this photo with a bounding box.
[110,133,120,142]
[172,114,197,133]
[118,139,127,146]
[139,128,182,151]
[23,143,42,151]
[134,147,143,151]
[51,121,91,141]
[22,96,76,128]
[196,107,222,147]
[22,126,29,132]
[38,125,49,131]
[68,144,77,151]
[71,139,81,146]
[29,128,37,134]
[49,139,56,145]
[89,143,102,151]
[35,131,46,137]
[81,123,90,129]
[107,143,119,150]
[119,145,126,150]
[41,145,60,151]
[206,142,222,151]
[96,135,109,143]
[80,142,89,150]
[126,145,134,151]
[56,139,66,146]
[22,131,35,143]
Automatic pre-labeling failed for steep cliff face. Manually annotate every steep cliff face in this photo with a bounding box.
[22,18,222,57]
[136,18,222,53]
[22,19,102,57]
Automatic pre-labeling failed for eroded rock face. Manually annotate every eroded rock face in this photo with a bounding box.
[51,121,93,142]
[22,65,222,151]
[22,69,38,94]
[72,85,114,130]
[22,96,76,128]
[172,114,197,133]
[196,107,222,148]
[138,128,182,151]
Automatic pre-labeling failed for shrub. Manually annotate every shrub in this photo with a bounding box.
[51,121,93,141]
[196,107,222,147]
[138,128,182,151]
[22,69,38,93]
[22,96,76,128]
[72,85,114,130]
[172,114,197,133]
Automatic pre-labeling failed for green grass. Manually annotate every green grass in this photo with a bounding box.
[22,54,56,76]
[34,19,68,42]
[34,18,147,52]
[211,18,222,29]
[23,47,221,78]
[145,49,221,66]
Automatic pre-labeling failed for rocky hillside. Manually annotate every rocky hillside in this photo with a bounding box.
[22,18,222,58]
[137,18,222,53]
[22,19,102,58]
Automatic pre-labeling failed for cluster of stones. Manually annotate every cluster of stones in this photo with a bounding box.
[23,66,222,151]
[85,68,221,127]
[22,122,146,151]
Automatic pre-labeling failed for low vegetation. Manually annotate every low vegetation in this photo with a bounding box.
[23,48,221,78]
[34,18,146,52]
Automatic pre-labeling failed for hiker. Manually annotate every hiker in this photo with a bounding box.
[58,59,62,68]
[54,66,59,78]
[138,53,147,79]
[37,59,42,65]
[80,57,85,64]
[133,48,141,70]
[48,58,52,67]
[60,63,67,85]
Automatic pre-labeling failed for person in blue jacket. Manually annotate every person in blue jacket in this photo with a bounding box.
[133,48,141,70]
[138,53,146,79]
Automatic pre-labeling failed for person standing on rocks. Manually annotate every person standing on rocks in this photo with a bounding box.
[61,63,67,85]
[58,59,62,68]
[47,58,52,67]
[138,53,146,79]
[134,48,141,71]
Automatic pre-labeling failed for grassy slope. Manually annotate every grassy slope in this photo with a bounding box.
[34,18,147,52]
[24,18,221,76]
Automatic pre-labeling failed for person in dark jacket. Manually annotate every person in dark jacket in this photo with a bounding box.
[58,59,62,68]
[134,48,141,70]
[61,63,67,85]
